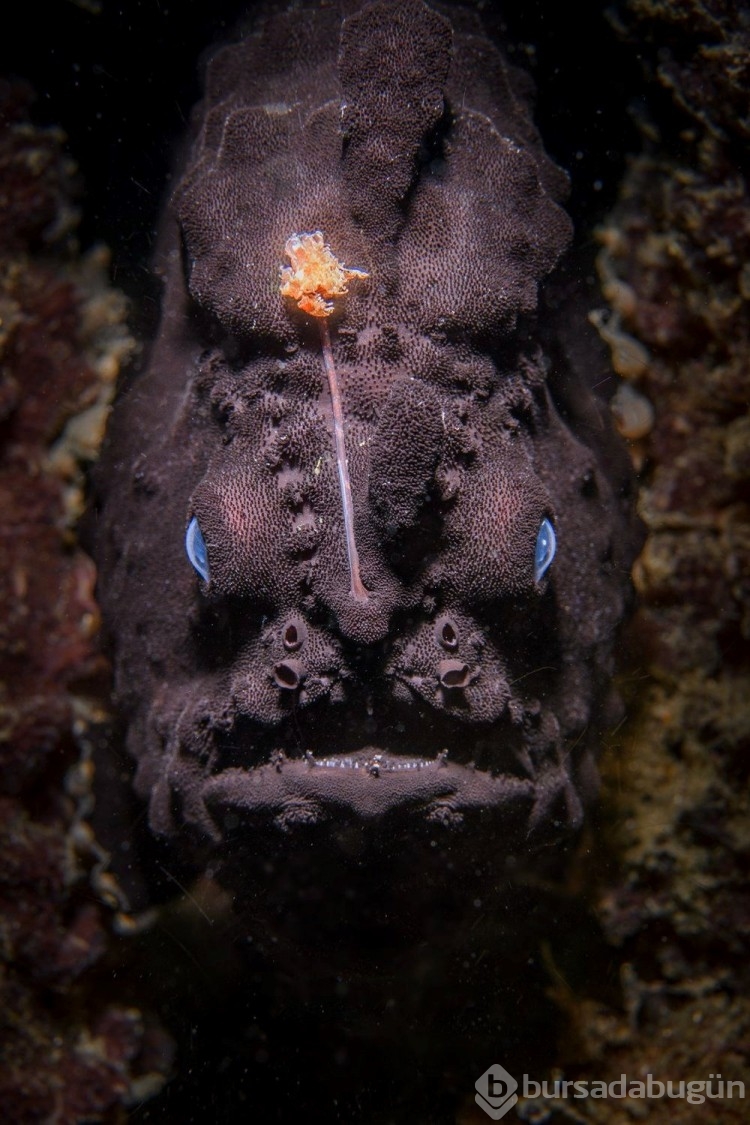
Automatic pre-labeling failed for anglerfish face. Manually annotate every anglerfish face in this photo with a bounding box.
[94,0,639,870]
[98,324,634,854]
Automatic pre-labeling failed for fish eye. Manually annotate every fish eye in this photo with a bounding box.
[534,517,556,583]
[185,515,210,582]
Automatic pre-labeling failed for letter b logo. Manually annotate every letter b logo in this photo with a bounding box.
[475,1063,519,1120]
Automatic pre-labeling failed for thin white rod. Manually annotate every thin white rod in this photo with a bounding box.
[319,318,368,602]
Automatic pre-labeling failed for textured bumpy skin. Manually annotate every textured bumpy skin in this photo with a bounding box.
[94,0,640,865]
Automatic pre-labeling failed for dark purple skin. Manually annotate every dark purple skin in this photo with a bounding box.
[94,0,640,887]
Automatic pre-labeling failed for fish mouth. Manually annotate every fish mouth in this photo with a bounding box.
[203,745,537,832]
[148,680,589,845]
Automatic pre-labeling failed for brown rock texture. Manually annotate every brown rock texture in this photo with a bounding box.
[0,81,171,1123]
[512,2,750,1121]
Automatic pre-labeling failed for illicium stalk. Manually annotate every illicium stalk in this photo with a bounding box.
[280,231,369,602]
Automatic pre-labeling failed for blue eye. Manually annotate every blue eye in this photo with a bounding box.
[185,515,210,582]
[534,517,556,582]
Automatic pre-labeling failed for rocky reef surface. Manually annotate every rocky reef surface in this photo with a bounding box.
[506,2,750,1122]
[0,81,172,1123]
